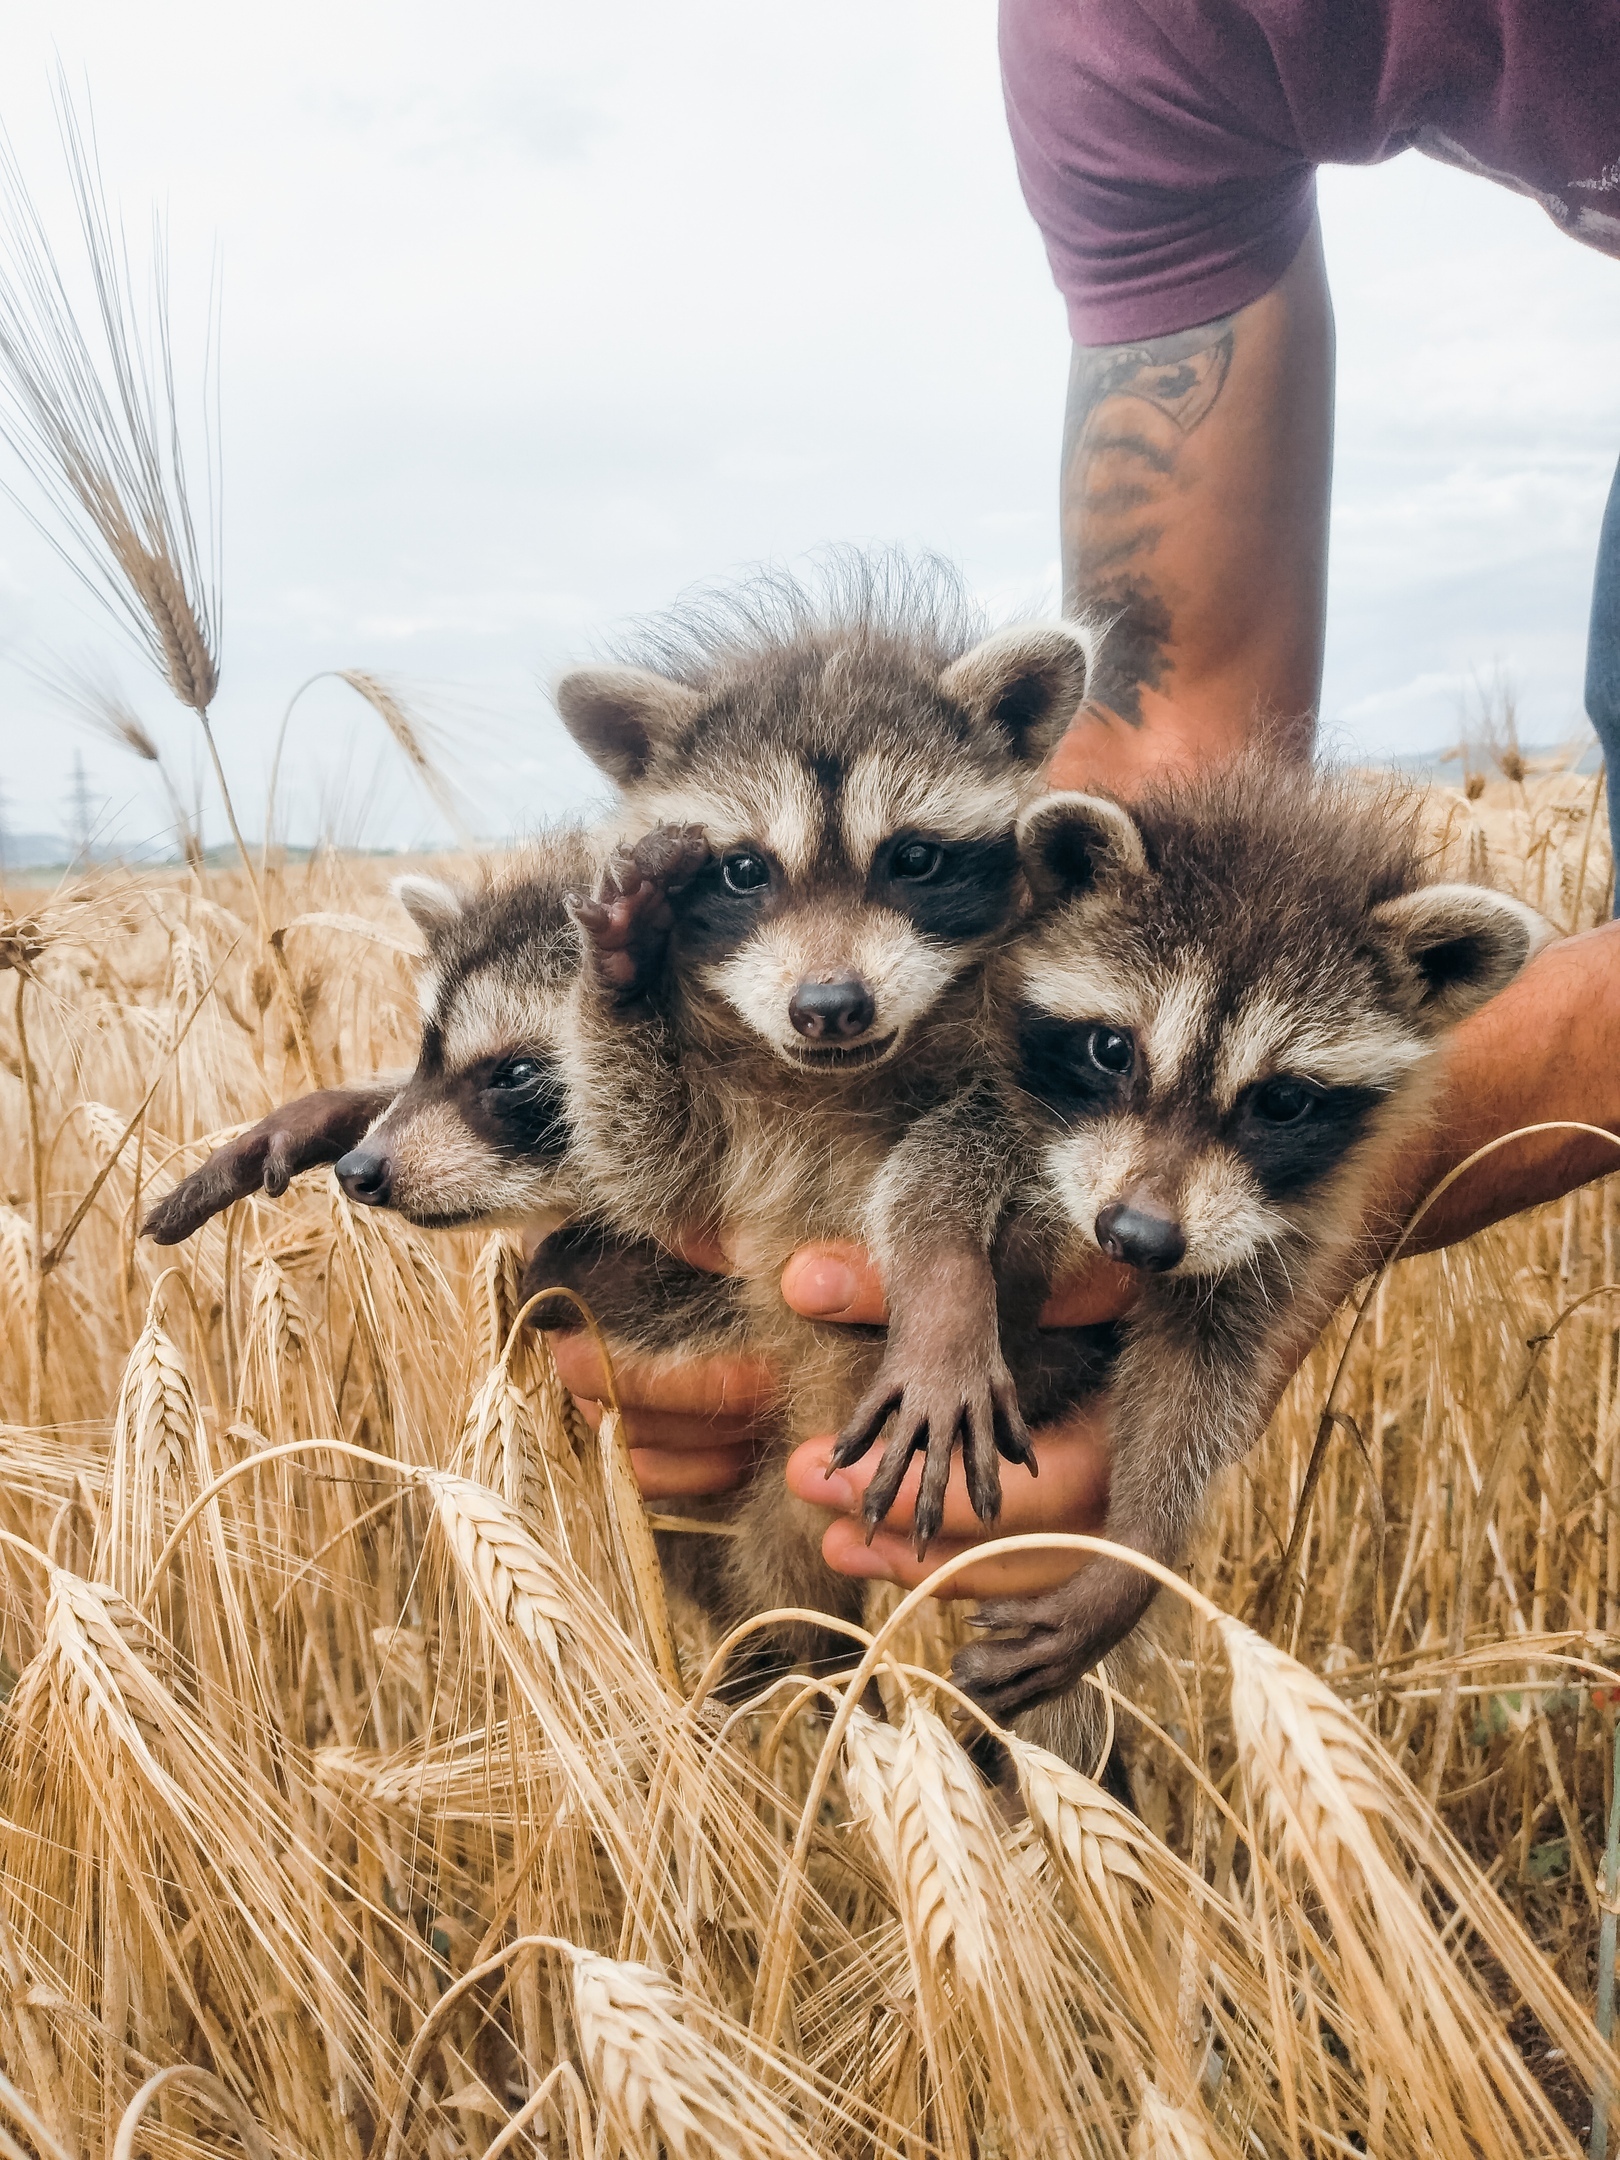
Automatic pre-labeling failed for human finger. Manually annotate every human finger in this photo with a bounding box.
[1038,1258,1140,1326]
[564,1394,757,1494]
[779,1242,888,1324]
[629,1445,755,1499]
[779,1239,1141,1331]
[545,1330,779,1420]
[788,1417,1111,1539]
[785,1412,1113,1599]
[823,1515,1098,1599]
[567,1394,760,1446]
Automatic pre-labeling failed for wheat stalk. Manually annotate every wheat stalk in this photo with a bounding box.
[1218,1616,1393,1881]
[473,1232,526,1371]
[110,1314,199,1489]
[48,662,206,870]
[246,1254,308,1405]
[336,672,476,845]
[0,94,219,713]
[110,2064,272,2160]
[0,1205,33,1318]
[0,97,330,1084]
[421,1470,576,1676]
[42,1568,167,1763]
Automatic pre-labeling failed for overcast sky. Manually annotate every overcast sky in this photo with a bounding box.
[0,0,1616,854]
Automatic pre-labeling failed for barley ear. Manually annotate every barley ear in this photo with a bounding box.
[1007,1735,1151,1941]
[1219,1616,1392,1879]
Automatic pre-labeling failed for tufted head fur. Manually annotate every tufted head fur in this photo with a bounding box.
[557,555,1094,1070]
[1013,761,1550,1277]
[339,830,595,1227]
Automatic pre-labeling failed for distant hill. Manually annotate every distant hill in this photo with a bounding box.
[0,830,185,872]
[1384,740,1601,782]
[0,830,71,872]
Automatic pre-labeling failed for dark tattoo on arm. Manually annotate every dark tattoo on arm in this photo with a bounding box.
[1062,316,1235,726]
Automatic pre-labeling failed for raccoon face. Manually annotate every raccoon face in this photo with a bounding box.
[673,800,1020,1069]
[332,860,582,1229]
[559,619,1092,1069]
[1014,784,1548,1277]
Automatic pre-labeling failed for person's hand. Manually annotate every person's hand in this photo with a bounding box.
[546,1232,1137,1591]
[775,1241,1137,1332]
[772,1242,1128,1596]
[545,1325,779,1499]
[786,1409,1113,1599]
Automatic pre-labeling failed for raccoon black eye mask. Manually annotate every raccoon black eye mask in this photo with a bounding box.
[950,763,1552,1736]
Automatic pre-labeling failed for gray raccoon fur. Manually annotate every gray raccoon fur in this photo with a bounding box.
[145,831,592,1244]
[553,558,1098,1644]
[142,829,747,1362]
[952,759,1551,1744]
[140,828,759,1654]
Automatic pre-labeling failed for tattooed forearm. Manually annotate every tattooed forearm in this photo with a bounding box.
[1061,315,1236,725]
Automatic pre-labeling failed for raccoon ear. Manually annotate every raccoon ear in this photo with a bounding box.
[1366,883,1553,1030]
[1016,790,1148,903]
[392,874,466,942]
[555,667,702,787]
[939,622,1094,763]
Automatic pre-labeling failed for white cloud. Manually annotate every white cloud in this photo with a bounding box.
[0,3,1613,843]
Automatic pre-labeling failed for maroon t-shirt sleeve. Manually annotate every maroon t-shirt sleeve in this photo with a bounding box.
[1004,0,1620,349]
[1001,0,1319,345]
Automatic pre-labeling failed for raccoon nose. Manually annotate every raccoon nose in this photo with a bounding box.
[335,1147,392,1207]
[789,975,876,1042]
[1095,1201,1185,1274]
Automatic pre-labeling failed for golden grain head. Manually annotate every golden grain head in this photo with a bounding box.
[0,766,1612,2158]
[1008,1734,1152,1937]
[844,1700,1005,1996]
[1220,1617,1395,1878]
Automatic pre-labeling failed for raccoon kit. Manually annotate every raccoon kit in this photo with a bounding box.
[951,762,1549,1736]
[551,573,1098,1633]
[143,834,742,1365]
[145,833,590,1244]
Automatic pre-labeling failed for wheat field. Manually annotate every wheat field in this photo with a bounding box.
[0,745,1614,2160]
[5,87,1620,2158]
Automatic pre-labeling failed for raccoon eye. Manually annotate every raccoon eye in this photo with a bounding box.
[489,1057,543,1091]
[1252,1076,1319,1124]
[1086,1026,1134,1075]
[890,839,944,882]
[721,852,771,894]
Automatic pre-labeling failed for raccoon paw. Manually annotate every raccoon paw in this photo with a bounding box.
[832,1352,1034,1557]
[567,824,709,1003]
[953,1562,1157,1719]
[141,1087,388,1244]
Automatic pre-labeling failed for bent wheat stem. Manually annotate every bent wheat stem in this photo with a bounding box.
[752,1531,1222,2049]
[111,2067,272,2160]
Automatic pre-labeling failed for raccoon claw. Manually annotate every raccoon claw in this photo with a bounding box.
[953,1563,1158,1719]
[141,1086,392,1244]
[835,1354,1035,1557]
[568,824,709,1004]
